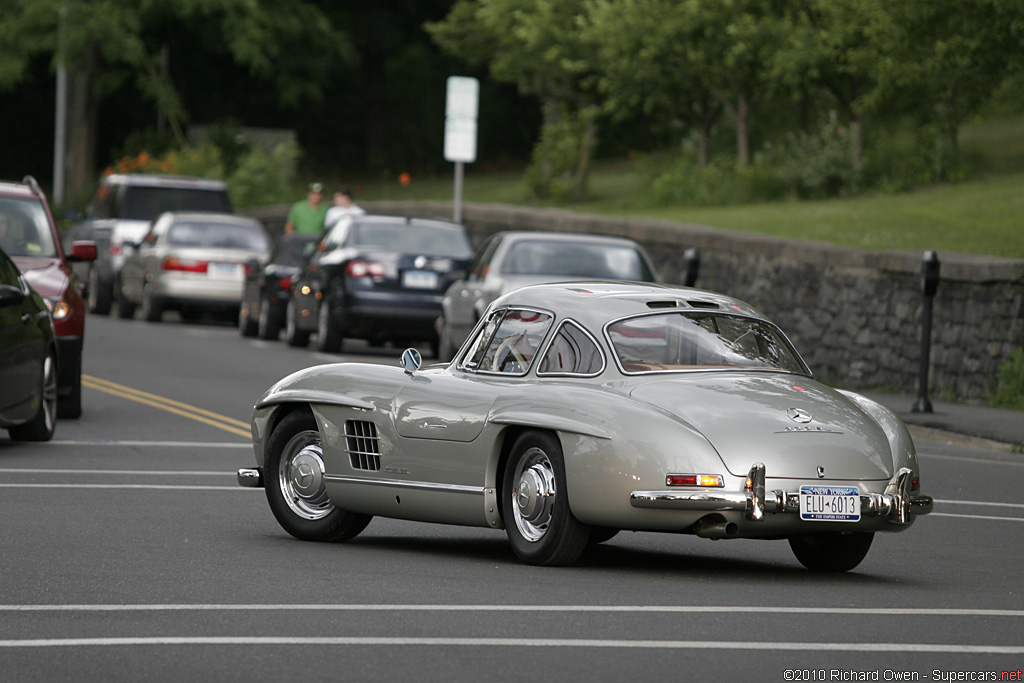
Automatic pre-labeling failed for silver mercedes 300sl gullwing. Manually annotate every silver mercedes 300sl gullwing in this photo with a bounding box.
[238,281,932,571]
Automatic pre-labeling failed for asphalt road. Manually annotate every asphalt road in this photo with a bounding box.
[1,313,1022,682]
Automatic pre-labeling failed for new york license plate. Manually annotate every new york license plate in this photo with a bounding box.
[402,270,438,290]
[799,485,860,522]
[208,262,244,280]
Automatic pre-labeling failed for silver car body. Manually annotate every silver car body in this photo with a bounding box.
[241,282,932,567]
[438,231,658,358]
[120,212,270,313]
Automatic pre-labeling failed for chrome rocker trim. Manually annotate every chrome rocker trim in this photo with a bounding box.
[630,463,933,526]
[237,467,264,488]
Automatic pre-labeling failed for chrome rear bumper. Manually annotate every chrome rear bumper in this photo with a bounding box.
[630,464,933,526]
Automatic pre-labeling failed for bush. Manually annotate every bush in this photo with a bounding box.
[759,113,861,199]
[990,347,1024,411]
[862,125,969,193]
[524,116,586,202]
[227,140,301,208]
[646,154,783,207]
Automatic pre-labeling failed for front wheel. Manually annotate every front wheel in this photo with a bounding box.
[9,352,57,441]
[788,532,874,572]
[501,431,590,566]
[264,411,371,542]
[284,299,310,347]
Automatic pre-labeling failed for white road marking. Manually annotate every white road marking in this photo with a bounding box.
[0,484,249,491]
[929,512,1024,522]
[934,499,1024,509]
[0,469,232,476]
[918,452,1024,467]
[2,604,1021,616]
[45,440,250,448]
[0,636,1019,653]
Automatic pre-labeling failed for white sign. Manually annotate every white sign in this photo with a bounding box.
[444,76,479,163]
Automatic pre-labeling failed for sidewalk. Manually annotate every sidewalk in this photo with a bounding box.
[862,391,1024,448]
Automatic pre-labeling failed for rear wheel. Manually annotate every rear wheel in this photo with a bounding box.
[284,299,310,347]
[116,283,136,319]
[264,411,371,542]
[257,295,281,340]
[501,431,590,566]
[9,352,58,441]
[316,297,343,352]
[788,532,874,572]
[87,268,112,315]
[141,283,164,322]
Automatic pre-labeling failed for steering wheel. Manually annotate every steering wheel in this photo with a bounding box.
[494,336,528,373]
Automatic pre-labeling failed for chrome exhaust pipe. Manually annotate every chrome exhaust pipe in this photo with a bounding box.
[693,518,739,539]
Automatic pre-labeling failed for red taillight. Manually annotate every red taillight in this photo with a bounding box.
[346,260,386,278]
[278,276,293,291]
[162,257,208,273]
[911,477,920,492]
[109,245,121,256]
[666,474,724,488]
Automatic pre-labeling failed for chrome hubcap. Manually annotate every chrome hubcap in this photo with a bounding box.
[278,431,333,520]
[512,448,556,542]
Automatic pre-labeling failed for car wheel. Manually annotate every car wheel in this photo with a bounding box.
[56,345,83,419]
[501,430,590,566]
[87,269,112,315]
[239,301,258,337]
[316,298,342,353]
[116,285,136,320]
[258,296,281,340]
[264,411,372,542]
[788,532,874,572]
[284,299,310,347]
[141,283,164,323]
[9,352,58,441]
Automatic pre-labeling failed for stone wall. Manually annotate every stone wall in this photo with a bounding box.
[244,201,1024,401]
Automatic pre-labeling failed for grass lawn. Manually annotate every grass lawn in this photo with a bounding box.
[359,117,1024,260]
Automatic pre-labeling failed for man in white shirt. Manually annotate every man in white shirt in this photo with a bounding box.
[325,187,366,228]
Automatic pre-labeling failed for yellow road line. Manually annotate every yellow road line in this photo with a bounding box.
[82,375,251,438]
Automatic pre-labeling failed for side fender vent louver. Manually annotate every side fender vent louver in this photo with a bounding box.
[345,420,381,471]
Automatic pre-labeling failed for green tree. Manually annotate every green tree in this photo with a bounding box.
[0,0,351,198]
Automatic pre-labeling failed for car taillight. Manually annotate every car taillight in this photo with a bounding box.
[667,474,724,488]
[109,244,121,256]
[911,477,920,492]
[162,257,208,273]
[278,276,293,291]
[346,260,386,278]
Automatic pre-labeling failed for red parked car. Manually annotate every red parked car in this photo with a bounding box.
[0,176,96,418]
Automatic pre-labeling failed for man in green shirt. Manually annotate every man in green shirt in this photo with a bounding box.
[285,182,328,235]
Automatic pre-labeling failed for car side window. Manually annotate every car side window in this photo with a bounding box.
[538,321,604,376]
[462,308,553,375]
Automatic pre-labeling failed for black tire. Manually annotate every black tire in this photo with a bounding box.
[788,532,874,572]
[501,430,590,566]
[257,296,281,340]
[264,411,372,542]
[87,268,112,315]
[56,345,82,419]
[238,301,258,337]
[141,283,164,323]
[316,297,342,352]
[116,288,136,319]
[9,352,58,441]
[284,298,310,347]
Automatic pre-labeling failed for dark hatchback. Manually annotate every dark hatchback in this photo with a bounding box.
[0,246,58,441]
[239,233,319,340]
[0,177,96,418]
[285,215,473,354]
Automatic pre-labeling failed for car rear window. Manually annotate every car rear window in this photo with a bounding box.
[120,186,233,221]
[168,221,269,250]
[0,197,58,258]
[349,222,472,257]
[501,240,654,281]
[608,311,808,374]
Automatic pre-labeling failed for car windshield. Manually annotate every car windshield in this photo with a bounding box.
[121,186,232,221]
[168,221,269,250]
[0,197,58,258]
[350,222,471,256]
[501,240,653,281]
[607,311,808,374]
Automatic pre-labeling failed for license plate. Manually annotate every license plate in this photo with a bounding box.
[208,262,243,280]
[402,269,438,290]
[799,485,860,522]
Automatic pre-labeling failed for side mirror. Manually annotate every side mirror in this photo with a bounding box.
[400,347,422,375]
[0,284,26,308]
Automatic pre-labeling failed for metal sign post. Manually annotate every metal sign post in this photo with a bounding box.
[444,76,479,224]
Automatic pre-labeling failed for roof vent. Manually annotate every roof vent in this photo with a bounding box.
[686,300,721,309]
[645,300,680,309]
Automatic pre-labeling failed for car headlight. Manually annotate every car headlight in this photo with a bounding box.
[45,297,72,320]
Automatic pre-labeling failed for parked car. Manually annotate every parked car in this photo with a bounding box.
[117,212,270,322]
[0,246,58,441]
[239,233,319,340]
[0,176,96,418]
[70,174,233,314]
[238,281,933,571]
[285,214,473,354]
[438,230,659,360]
